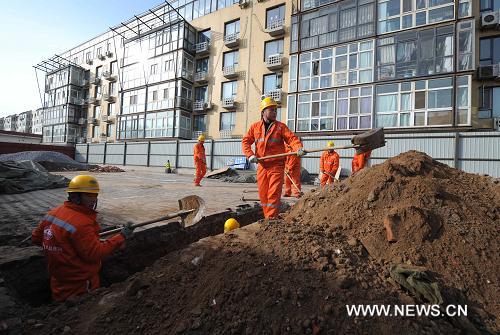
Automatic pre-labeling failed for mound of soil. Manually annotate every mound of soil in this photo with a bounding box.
[21,151,499,334]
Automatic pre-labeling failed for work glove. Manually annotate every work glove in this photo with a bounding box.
[248,155,258,164]
[121,221,135,240]
[296,148,306,157]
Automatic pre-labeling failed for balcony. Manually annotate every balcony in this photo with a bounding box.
[222,97,236,109]
[88,97,101,105]
[266,19,285,36]
[266,54,283,70]
[194,71,208,84]
[194,42,210,56]
[105,51,113,58]
[223,65,238,79]
[193,101,211,111]
[102,94,116,103]
[264,89,282,103]
[82,79,90,87]
[88,118,99,126]
[219,129,235,139]
[76,137,86,144]
[86,59,93,65]
[102,71,117,82]
[91,77,101,86]
[100,134,107,142]
[77,118,86,125]
[97,54,106,61]
[224,33,240,48]
[101,115,108,122]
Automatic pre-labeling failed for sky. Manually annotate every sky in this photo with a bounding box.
[0,0,163,118]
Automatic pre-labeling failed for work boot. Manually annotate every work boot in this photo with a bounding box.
[194,184,202,187]
[283,193,291,197]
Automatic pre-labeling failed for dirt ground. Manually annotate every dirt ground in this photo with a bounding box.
[15,151,499,335]
[0,167,312,246]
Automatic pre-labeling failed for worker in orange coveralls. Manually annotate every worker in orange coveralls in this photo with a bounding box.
[242,97,304,219]
[352,149,372,175]
[319,140,340,187]
[32,175,134,302]
[193,134,207,186]
[283,144,302,198]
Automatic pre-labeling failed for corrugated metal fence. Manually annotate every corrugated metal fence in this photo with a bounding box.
[75,131,500,177]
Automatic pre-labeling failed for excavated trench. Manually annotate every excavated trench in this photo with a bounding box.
[0,204,263,307]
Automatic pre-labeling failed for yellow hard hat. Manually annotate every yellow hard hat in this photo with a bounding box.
[198,134,205,142]
[259,97,278,113]
[327,141,335,148]
[224,218,240,233]
[66,175,100,194]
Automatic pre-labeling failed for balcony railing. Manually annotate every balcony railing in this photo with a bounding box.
[266,54,283,70]
[224,33,240,48]
[266,18,285,36]
[223,65,238,79]
[193,101,211,111]
[264,89,282,103]
[222,97,236,109]
[194,42,210,55]
[102,71,117,82]
[194,71,208,83]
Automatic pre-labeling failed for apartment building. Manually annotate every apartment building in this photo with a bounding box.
[3,115,18,132]
[0,117,4,131]
[16,110,33,133]
[32,108,44,135]
[34,0,500,145]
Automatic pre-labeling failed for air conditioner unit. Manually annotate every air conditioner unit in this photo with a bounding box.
[481,10,499,29]
[105,51,113,58]
[86,59,93,65]
[494,118,500,131]
[239,0,249,8]
[478,65,496,79]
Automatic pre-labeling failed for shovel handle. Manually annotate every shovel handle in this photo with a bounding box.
[257,145,359,162]
[99,209,195,237]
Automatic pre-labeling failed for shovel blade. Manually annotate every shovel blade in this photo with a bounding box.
[178,195,205,226]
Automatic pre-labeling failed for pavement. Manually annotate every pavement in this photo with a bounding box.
[0,167,314,244]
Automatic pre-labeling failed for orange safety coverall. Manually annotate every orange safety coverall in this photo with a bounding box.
[284,145,302,198]
[32,201,124,302]
[320,150,340,186]
[242,120,302,218]
[352,150,372,174]
[194,142,207,186]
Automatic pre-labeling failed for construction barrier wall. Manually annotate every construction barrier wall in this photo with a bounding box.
[75,131,500,177]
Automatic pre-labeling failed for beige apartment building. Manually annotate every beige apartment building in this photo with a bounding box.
[34,0,500,145]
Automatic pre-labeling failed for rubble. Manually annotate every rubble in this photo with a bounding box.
[87,165,125,173]
[0,151,87,171]
[6,151,499,334]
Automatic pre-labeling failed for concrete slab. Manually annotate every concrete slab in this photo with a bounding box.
[0,167,314,244]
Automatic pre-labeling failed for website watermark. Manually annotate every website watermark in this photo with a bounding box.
[346,305,467,317]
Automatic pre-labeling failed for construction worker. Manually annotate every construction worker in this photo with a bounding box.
[165,160,172,174]
[242,97,304,219]
[320,141,340,187]
[194,134,207,186]
[352,149,372,175]
[31,175,134,302]
[284,144,302,198]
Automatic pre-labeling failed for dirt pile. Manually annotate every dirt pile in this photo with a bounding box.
[88,165,125,173]
[21,151,499,334]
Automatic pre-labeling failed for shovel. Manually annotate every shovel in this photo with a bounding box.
[284,170,304,197]
[257,128,385,162]
[99,195,206,237]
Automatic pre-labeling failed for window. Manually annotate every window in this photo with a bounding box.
[198,29,211,43]
[337,86,373,130]
[145,111,174,138]
[106,123,114,137]
[123,89,146,114]
[222,81,237,99]
[296,91,335,131]
[377,25,453,81]
[150,64,158,75]
[108,103,115,116]
[376,77,458,128]
[97,47,102,56]
[86,51,92,61]
[458,0,471,17]
[95,85,101,98]
[110,61,118,74]
[130,95,137,105]
[480,36,500,66]
[264,39,284,60]
[456,76,471,125]
[93,106,101,119]
[224,20,240,37]
[96,66,102,78]
[152,90,158,101]
[109,82,116,94]
[118,114,145,139]
[193,115,207,132]
[223,51,239,68]
[196,58,209,73]
[195,86,208,102]
[299,0,375,51]
[378,0,454,34]
[299,41,373,91]
[289,55,298,93]
[266,5,285,29]
[457,21,474,71]
[480,0,500,11]
[263,73,282,93]
[220,112,236,131]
